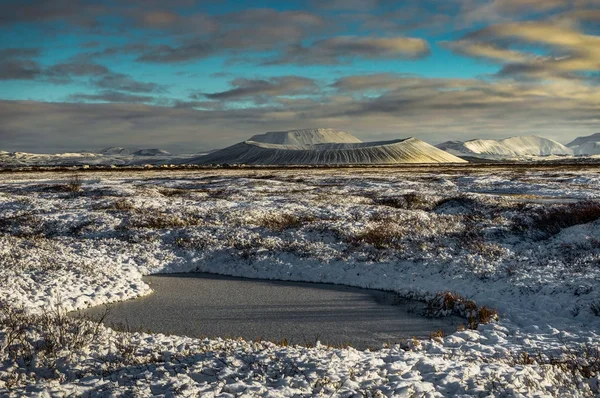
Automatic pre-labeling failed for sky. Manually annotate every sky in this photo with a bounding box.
[0,0,599,153]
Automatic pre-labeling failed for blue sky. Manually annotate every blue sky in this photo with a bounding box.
[1,0,599,152]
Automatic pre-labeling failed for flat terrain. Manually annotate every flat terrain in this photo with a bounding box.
[1,165,599,396]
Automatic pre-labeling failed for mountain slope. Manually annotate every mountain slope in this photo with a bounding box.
[249,128,362,145]
[190,137,467,165]
[567,133,600,155]
[437,136,573,158]
[0,150,184,167]
[98,147,138,155]
[132,149,171,156]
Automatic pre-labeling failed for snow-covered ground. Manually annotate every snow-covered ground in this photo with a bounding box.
[1,165,599,396]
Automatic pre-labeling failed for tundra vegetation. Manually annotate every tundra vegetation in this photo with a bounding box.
[0,166,599,396]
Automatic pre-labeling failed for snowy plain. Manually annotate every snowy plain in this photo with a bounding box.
[0,165,599,396]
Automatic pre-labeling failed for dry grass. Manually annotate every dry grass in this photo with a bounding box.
[511,344,600,386]
[107,198,136,211]
[590,300,600,317]
[127,210,203,229]
[0,213,44,237]
[349,223,403,249]
[66,174,82,193]
[425,291,499,329]
[259,213,314,231]
[0,301,108,388]
[373,192,433,210]
[429,329,445,340]
[519,201,600,236]
[158,187,190,197]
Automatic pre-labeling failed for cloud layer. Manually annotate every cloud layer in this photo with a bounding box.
[0,0,599,152]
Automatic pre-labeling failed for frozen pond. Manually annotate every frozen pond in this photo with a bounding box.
[79,273,460,349]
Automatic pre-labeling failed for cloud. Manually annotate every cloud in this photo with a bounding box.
[0,60,42,80]
[0,0,105,27]
[0,48,41,59]
[0,53,167,102]
[266,36,430,65]
[0,53,167,99]
[308,0,384,11]
[0,48,42,80]
[68,91,156,103]
[81,8,323,64]
[135,42,215,63]
[2,70,599,152]
[131,10,217,35]
[203,76,319,101]
[447,19,600,80]
[93,73,167,93]
[330,73,472,92]
[462,0,572,24]
[443,41,533,64]
[44,62,111,83]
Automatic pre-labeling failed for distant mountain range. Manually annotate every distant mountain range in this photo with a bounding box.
[0,147,180,167]
[98,147,171,156]
[567,133,600,155]
[436,136,573,159]
[2,131,600,167]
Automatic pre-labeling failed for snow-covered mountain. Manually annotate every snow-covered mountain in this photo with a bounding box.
[191,137,467,165]
[249,128,362,146]
[98,147,138,155]
[132,149,171,156]
[566,133,600,155]
[98,147,171,156]
[0,149,184,167]
[436,136,573,159]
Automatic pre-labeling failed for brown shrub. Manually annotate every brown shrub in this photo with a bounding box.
[158,188,190,197]
[67,174,82,193]
[0,301,107,388]
[590,300,600,317]
[95,198,135,212]
[259,213,314,231]
[527,201,600,235]
[425,291,498,329]
[348,223,402,249]
[374,192,432,210]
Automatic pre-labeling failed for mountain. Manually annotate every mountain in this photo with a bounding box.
[436,136,573,159]
[98,147,138,155]
[249,128,362,146]
[0,149,186,167]
[566,133,600,155]
[189,137,467,165]
[98,147,171,156]
[132,149,171,156]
